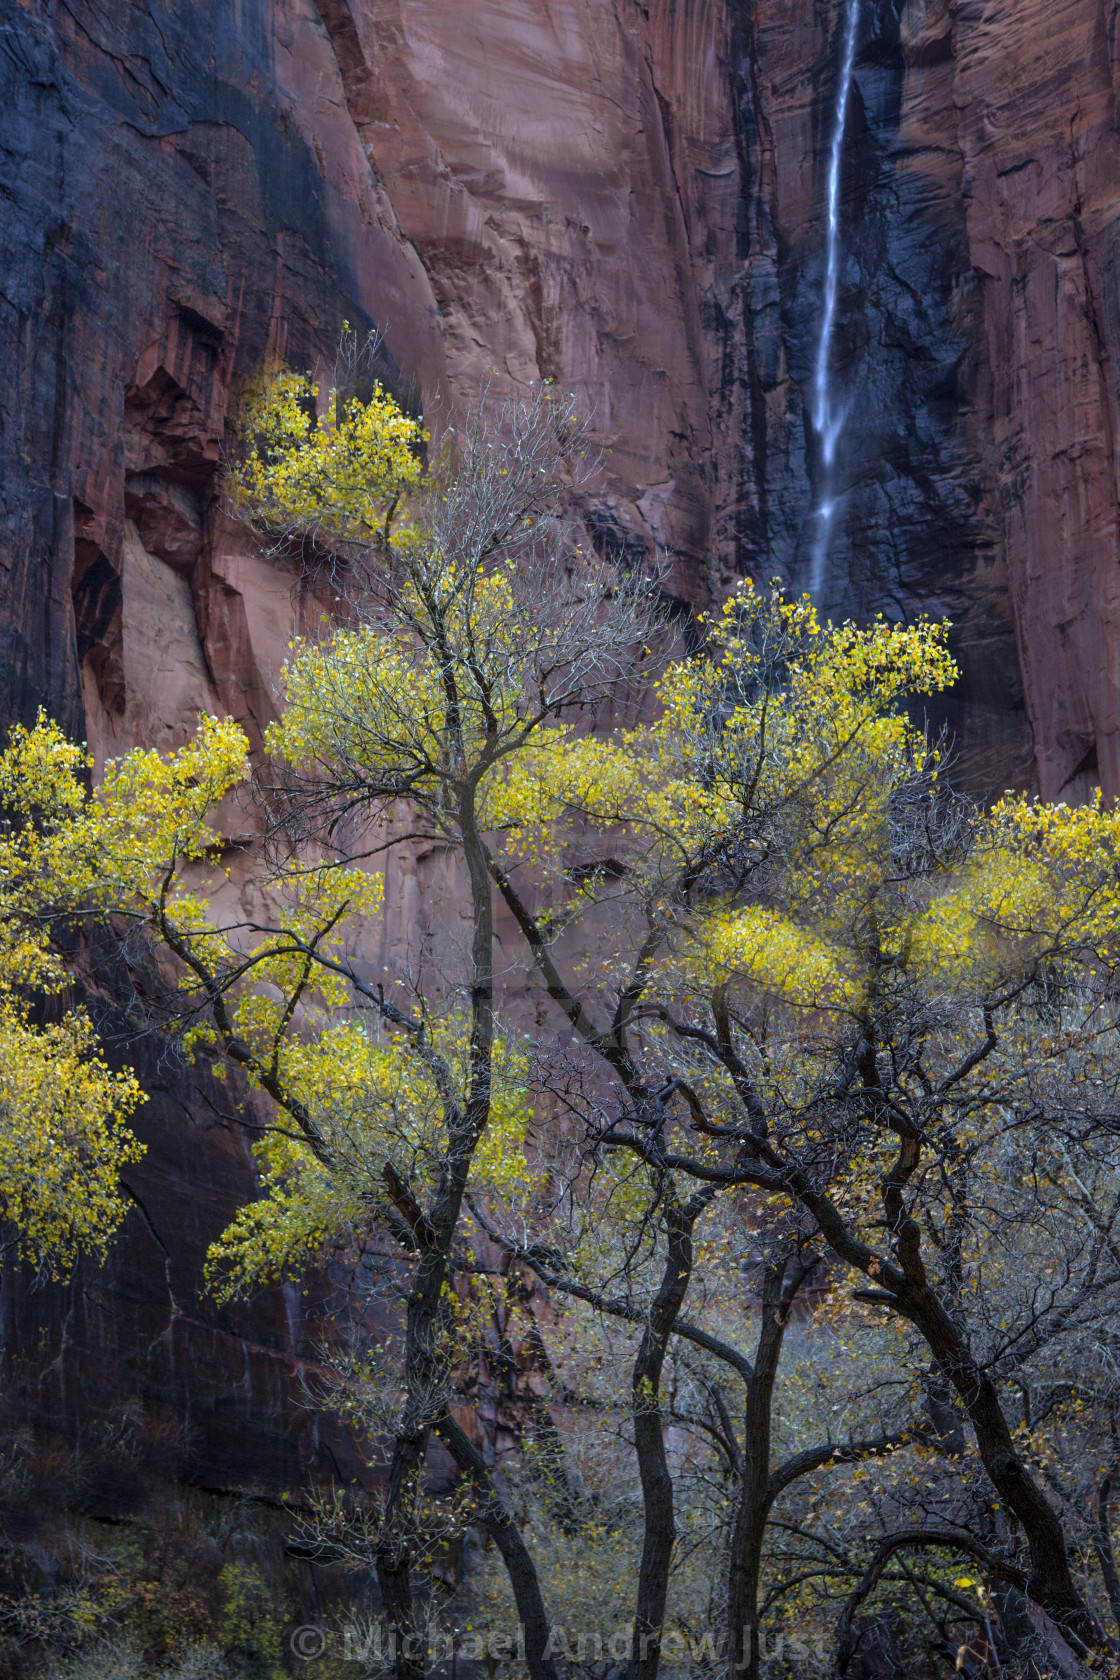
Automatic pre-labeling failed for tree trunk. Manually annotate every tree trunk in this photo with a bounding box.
[899,1258,1100,1653]
[378,1556,424,1680]
[726,1501,767,1680]
[726,1262,795,1680]
[438,1410,559,1680]
[989,1582,1094,1680]
[376,797,500,1680]
[1094,1466,1120,1635]
[626,1187,712,1680]
[782,1163,1103,1650]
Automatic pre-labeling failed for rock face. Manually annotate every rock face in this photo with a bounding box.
[1,0,1119,1489]
[0,1023,372,1498]
[950,0,1120,801]
[732,0,1120,800]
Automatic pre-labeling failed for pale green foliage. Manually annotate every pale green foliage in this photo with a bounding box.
[0,717,147,1270]
[206,1020,534,1297]
[217,1561,285,1680]
[226,363,424,545]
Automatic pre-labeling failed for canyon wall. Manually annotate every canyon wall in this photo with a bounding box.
[1,0,1119,1491]
[735,0,1120,802]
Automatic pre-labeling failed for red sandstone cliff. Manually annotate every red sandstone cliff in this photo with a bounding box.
[2,0,1119,1491]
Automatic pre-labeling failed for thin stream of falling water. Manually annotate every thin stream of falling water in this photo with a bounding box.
[809,0,861,598]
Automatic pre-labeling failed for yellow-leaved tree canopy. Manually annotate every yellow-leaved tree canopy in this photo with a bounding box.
[0,722,145,1272]
[10,354,1120,1676]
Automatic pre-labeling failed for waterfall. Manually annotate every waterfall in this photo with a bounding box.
[809,0,861,598]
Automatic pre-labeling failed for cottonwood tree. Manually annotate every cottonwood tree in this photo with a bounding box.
[467,1174,939,1680]
[740,1137,1120,1678]
[12,362,1120,1679]
[0,723,143,1272]
[1,372,661,1680]
[458,587,1120,1675]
